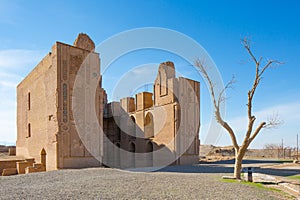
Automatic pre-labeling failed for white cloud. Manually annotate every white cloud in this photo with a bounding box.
[0,71,23,79]
[226,101,300,134]
[110,63,158,100]
[0,109,17,145]
[201,101,300,148]
[0,49,45,70]
[0,80,18,88]
[0,49,44,90]
[0,71,23,91]
[0,49,44,144]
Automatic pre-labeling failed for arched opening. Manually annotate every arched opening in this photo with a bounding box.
[40,148,46,167]
[146,141,153,152]
[159,71,162,91]
[144,112,154,138]
[129,142,136,152]
[129,116,136,138]
[146,142,153,167]
[115,143,121,167]
[159,70,167,96]
[129,142,135,168]
[116,127,121,142]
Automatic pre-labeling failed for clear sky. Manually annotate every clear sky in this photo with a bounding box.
[0,0,299,148]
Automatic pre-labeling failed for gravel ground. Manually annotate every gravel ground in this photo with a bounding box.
[0,165,292,200]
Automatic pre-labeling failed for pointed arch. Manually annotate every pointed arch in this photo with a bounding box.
[146,141,153,152]
[144,112,154,138]
[159,70,167,96]
[129,116,136,138]
[129,142,136,168]
[146,141,153,167]
[40,148,46,166]
[115,143,121,167]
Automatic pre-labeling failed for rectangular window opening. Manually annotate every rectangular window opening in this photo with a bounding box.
[27,123,31,137]
[28,92,31,110]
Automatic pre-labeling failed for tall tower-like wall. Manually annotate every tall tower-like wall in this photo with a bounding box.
[16,52,59,171]
[176,77,200,165]
[16,33,104,170]
[56,34,102,168]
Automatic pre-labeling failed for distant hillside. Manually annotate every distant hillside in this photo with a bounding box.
[0,145,15,153]
[200,145,295,160]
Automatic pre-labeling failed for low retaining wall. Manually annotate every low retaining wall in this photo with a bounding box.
[0,159,24,174]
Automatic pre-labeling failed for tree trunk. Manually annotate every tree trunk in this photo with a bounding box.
[234,155,243,179]
[233,147,245,179]
[234,148,247,179]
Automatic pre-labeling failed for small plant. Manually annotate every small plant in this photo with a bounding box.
[221,178,294,199]
[287,175,300,180]
[241,172,244,179]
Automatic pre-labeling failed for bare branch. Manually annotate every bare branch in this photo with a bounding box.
[264,143,282,150]
[264,112,284,129]
[195,59,218,110]
[243,38,283,144]
[195,37,283,180]
[242,37,258,66]
[258,56,263,66]
[243,37,261,121]
[195,59,239,151]
[214,110,240,151]
[248,121,266,144]
[217,75,236,109]
[258,59,283,78]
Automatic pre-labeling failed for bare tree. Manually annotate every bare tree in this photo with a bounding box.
[195,38,283,179]
[263,143,282,150]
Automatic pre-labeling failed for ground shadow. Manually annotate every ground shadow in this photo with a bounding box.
[155,159,299,177]
[155,164,234,173]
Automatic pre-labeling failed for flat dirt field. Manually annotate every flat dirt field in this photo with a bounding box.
[0,165,293,200]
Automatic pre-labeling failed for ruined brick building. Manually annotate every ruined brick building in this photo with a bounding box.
[16,34,200,171]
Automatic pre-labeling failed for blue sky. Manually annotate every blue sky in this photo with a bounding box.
[0,0,299,148]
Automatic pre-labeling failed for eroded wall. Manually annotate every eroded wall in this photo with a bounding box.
[103,61,200,168]
[17,36,104,170]
[17,50,58,171]
[56,42,102,169]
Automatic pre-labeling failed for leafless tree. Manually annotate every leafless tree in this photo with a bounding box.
[263,143,282,150]
[195,38,283,179]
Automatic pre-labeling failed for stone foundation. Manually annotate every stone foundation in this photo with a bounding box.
[17,160,35,174]
[2,168,18,176]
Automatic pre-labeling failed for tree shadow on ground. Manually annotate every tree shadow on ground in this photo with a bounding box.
[155,159,299,177]
[155,164,234,173]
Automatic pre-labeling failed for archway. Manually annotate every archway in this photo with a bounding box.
[115,143,121,167]
[116,127,121,142]
[129,116,136,138]
[144,112,154,138]
[159,70,167,96]
[129,142,135,168]
[146,142,153,167]
[40,148,46,167]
